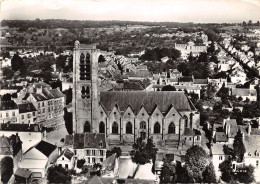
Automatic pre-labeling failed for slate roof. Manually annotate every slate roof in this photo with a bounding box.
[49,89,64,98]
[34,82,50,89]
[18,103,37,113]
[15,168,32,179]
[123,81,144,90]
[215,132,228,142]
[100,91,195,114]
[0,135,12,155]
[0,123,41,132]
[64,135,73,146]
[128,70,152,78]
[42,88,55,99]
[28,140,57,157]
[0,100,18,110]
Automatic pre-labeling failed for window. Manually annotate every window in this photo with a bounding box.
[112,122,119,134]
[27,114,31,118]
[65,164,68,169]
[219,156,223,160]
[86,150,90,156]
[62,157,64,160]
[38,103,40,108]
[99,121,105,133]
[126,122,132,134]
[154,122,160,134]
[92,150,96,156]
[92,158,96,163]
[28,120,30,124]
[184,116,188,128]
[256,160,259,167]
[140,121,146,129]
[42,102,44,107]
[12,112,15,116]
[74,150,77,155]
[100,158,103,162]
[48,107,50,112]
[22,115,24,120]
[88,158,90,163]
[42,108,45,113]
[100,150,103,156]
[168,122,175,134]
[33,112,35,116]
[84,121,91,133]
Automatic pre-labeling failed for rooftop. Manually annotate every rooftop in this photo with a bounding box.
[0,123,41,132]
[15,168,32,179]
[18,103,37,113]
[0,100,18,110]
[215,132,228,142]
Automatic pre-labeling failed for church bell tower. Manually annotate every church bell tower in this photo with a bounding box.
[72,41,99,133]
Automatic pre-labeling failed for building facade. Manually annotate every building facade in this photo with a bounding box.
[72,41,200,146]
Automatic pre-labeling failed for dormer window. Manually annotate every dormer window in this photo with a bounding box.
[114,112,116,115]
[99,141,103,148]
[248,152,251,156]
[156,113,159,116]
[172,114,175,116]
[142,113,144,116]
[100,112,103,116]
[128,113,130,116]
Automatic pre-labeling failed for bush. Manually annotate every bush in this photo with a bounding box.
[47,165,71,183]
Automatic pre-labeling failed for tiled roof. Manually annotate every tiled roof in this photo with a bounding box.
[42,88,55,99]
[32,93,47,101]
[34,141,57,157]
[49,89,64,98]
[128,70,152,78]
[244,135,260,156]
[0,123,41,132]
[211,144,233,155]
[0,135,12,155]
[64,135,73,146]
[231,88,257,97]
[0,100,18,110]
[215,132,228,142]
[123,81,144,90]
[100,91,195,114]
[18,103,37,113]
[84,133,106,149]
[193,79,208,84]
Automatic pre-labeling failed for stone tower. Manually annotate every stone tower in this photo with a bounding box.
[72,41,100,133]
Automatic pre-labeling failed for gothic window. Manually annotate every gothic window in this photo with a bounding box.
[99,121,105,133]
[168,122,175,134]
[85,53,91,80]
[154,122,160,134]
[140,121,146,129]
[81,86,85,98]
[184,116,188,128]
[112,122,118,134]
[84,121,91,133]
[86,86,90,99]
[126,122,132,134]
[79,53,85,80]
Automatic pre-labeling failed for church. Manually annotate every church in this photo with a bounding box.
[72,41,201,147]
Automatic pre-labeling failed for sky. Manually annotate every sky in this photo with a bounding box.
[1,0,260,23]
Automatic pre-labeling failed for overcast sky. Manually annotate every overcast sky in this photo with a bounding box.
[1,0,260,23]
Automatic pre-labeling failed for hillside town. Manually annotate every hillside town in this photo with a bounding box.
[1,4,260,184]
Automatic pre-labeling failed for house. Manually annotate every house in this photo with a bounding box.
[64,133,107,165]
[0,123,43,152]
[0,134,23,172]
[14,168,32,184]
[0,100,19,124]
[56,148,75,170]
[18,103,37,124]
[18,140,58,178]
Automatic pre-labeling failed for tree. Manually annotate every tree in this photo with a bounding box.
[11,53,24,71]
[161,85,176,91]
[98,55,106,63]
[77,159,86,169]
[64,88,72,105]
[160,154,176,183]
[233,130,246,162]
[106,147,122,158]
[219,159,233,183]
[47,165,71,183]
[2,94,12,101]
[56,55,67,72]
[0,156,13,183]
[236,165,255,183]
[130,138,158,165]
[64,108,72,135]
[2,67,15,79]
[202,162,216,183]
[184,145,210,182]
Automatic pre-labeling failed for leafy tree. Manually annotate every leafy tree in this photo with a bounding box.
[2,67,15,79]
[106,147,122,158]
[77,159,86,169]
[130,138,158,165]
[98,55,106,63]
[202,162,216,183]
[64,88,72,105]
[0,156,13,183]
[11,53,24,71]
[2,94,12,101]
[219,159,233,183]
[47,165,71,183]
[233,130,246,162]
[236,165,255,183]
[184,145,210,182]
[160,154,176,183]
[161,85,176,91]
[56,55,67,72]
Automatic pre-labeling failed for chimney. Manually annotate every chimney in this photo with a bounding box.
[248,122,251,135]
[226,124,230,135]
[242,132,245,140]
